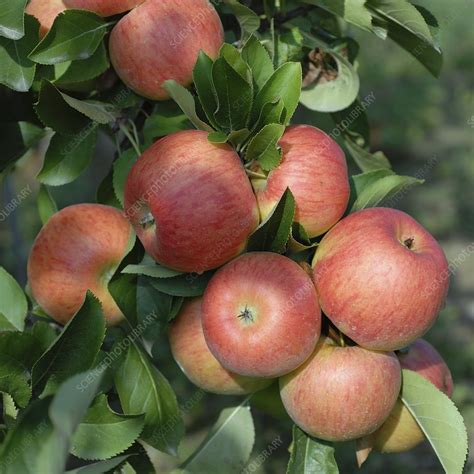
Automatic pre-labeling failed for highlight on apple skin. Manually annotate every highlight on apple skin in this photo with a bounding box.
[313,207,449,351]
[124,130,259,273]
[279,337,402,442]
[109,0,224,100]
[27,204,135,326]
[369,338,453,453]
[26,0,66,37]
[64,0,142,17]
[251,125,350,238]
[201,252,321,378]
[169,298,272,395]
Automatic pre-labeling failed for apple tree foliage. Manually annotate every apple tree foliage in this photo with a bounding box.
[0,0,468,473]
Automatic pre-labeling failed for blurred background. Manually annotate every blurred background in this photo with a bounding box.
[0,0,472,472]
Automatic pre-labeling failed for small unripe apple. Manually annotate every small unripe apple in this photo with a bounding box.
[169,298,272,395]
[202,252,321,378]
[64,0,142,16]
[369,338,453,452]
[124,130,259,273]
[313,208,449,351]
[279,337,402,441]
[252,125,350,238]
[28,204,135,326]
[26,0,66,37]
[109,0,224,100]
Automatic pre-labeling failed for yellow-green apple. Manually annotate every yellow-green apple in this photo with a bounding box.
[313,208,449,351]
[279,337,401,441]
[109,0,224,100]
[251,125,350,238]
[369,338,453,452]
[169,298,272,395]
[64,0,142,16]
[28,204,135,326]
[201,252,321,378]
[124,130,259,273]
[26,0,66,37]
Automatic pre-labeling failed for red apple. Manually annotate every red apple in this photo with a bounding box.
[279,337,402,441]
[28,204,135,326]
[201,252,321,378]
[313,208,449,351]
[369,338,453,452]
[109,0,224,100]
[26,0,66,37]
[252,125,350,238]
[64,0,142,16]
[169,298,272,395]
[124,130,259,273]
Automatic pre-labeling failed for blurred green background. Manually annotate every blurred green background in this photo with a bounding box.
[0,0,472,472]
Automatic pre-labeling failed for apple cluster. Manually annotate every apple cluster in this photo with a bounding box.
[26,0,453,456]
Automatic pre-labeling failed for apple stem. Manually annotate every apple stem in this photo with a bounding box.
[119,122,141,157]
[245,169,267,179]
[339,331,346,348]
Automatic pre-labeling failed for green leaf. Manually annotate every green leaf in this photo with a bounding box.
[37,183,57,224]
[0,331,48,371]
[163,80,213,132]
[207,131,228,144]
[367,0,442,76]
[300,48,360,113]
[253,98,286,130]
[108,273,137,326]
[59,91,118,124]
[143,106,190,145]
[0,0,27,39]
[0,370,103,474]
[223,0,260,42]
[29,10,107,64]
[193,51,219,129]
[302,0,373,33]
[287,425,338,474]
[37,128,98,186]
[31,292,106,396]
[350,171,423,212]
[331,98,371,147]
[35,80,91,134]
[72,394,145,461]
[241,35,274,92]
[344,138,391,172]
[0,267,27,331]
[54,42,109,85]
[66,456,130,474]
[148,272,213,297]
[113,148,138,206]
[246,123,285,171]
[252,62,302,126]
[0,15,39,92]
[182,404,255,473]
[401,369,468,474]
[122,263,183,279]
[114,343,183,455]
[0,354,31,407]
[247,188,295,253]
[212,56,253,132]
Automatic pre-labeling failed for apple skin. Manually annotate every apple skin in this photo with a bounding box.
[26,0,66,37]
[27,204,135,326]
[369,338,453,453]
[169,298,272,395]
[109,0,224,100]
[252,125,350,238]
[64,0,142,16]
[313,208,449,351]
[201,252,321,378]
[124,130,259,273]
[279,337,402,442]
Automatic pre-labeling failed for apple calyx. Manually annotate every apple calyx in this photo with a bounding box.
[403,237,415,250]
[238,306,255,324]
[139,212,155,229]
